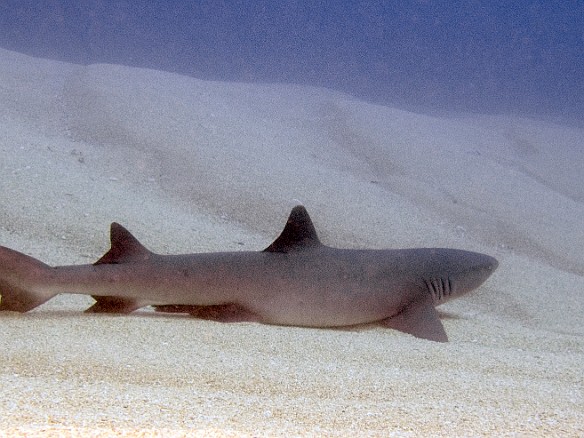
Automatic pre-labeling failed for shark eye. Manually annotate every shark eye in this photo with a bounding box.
[424,277,452,303]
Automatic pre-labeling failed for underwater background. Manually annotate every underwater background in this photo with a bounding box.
[1,1,582,119]
[1,2,583,435]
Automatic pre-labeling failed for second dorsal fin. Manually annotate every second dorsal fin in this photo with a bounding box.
[264,206,322,253]
[94,223,152,265]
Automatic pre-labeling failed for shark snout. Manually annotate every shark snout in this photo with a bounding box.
[425,249,498,305]
[472,253,499,279]
[449,251,498,299]
[482,254,499,272]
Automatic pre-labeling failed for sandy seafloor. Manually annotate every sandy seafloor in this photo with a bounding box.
[0,48,583,436]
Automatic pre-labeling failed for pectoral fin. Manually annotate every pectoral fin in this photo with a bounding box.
[382,296,448,342]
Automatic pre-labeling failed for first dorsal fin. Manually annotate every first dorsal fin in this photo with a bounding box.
[264,206,321,253]
[94,222,152,265]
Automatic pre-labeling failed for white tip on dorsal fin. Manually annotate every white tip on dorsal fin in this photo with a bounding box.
[94,223,152,265]
[264,206,322,253]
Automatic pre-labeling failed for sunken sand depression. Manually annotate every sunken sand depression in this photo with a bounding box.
[0,48,583,435]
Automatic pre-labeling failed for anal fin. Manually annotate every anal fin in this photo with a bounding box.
[382,296,448,342]
[85,296,143,314]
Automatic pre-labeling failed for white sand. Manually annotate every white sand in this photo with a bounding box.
[0,48,583,436]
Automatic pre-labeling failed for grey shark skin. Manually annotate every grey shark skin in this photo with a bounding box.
[0,206,498,342]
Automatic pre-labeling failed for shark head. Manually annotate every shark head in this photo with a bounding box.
[418,249,498,305]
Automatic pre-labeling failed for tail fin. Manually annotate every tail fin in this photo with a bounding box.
[0,245,56,312]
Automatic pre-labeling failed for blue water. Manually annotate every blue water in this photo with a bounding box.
[0,1,582,119]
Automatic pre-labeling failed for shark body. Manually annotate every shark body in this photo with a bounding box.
[0,206,498,342]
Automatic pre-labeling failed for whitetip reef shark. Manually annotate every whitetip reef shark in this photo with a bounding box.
[0,206,497,342]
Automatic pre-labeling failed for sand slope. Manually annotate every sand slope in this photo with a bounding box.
[0,48,583,436]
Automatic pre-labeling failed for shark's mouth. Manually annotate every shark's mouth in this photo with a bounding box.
[425,277,453,304]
